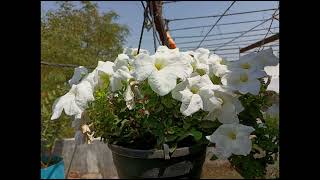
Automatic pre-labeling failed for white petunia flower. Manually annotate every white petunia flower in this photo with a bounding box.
[96,61,115,76]
[221,69,262,95]
[206,123,255,159]
[123,47,149,59]
[254,48,279,69]
[110,65,133,92]
[81,69,100,89]
[228,48,278,78]
[188,48,214,75]
[68,66,88,86]
[96,55,134,92]
[114,54,133,71]
[172,74,221,116]
[208,55,230,78]
[50,80,95,120]
[133,46,193,96]
[205,87,244,124]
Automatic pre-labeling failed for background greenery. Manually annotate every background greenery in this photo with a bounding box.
[41,1,129,149]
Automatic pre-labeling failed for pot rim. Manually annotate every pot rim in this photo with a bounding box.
[108,143,207,159]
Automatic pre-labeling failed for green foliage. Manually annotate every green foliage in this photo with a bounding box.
[41,1,129,141]
[41,85,73,153]
[230,154,266,179]
[229,79,279,179]
[41,1,129,66]
[87,80,213,150]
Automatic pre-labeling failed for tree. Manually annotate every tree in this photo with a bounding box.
[41,1,129,138]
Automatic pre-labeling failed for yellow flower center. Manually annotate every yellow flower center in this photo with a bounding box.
[228,132,237,140]
[196,69,206,76]
[191,62,197,70]
[240,74,248,82]
[241,63,251,69]
[154,58,166,70]
[190,86,199,94]
[128,64,133,71]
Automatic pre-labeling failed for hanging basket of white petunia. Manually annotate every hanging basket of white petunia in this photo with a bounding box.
[50,46,279,178]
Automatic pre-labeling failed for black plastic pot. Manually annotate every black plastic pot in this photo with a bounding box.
[108,144,207,179]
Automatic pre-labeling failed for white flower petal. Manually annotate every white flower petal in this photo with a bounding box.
[161,54,193,80]
[124,47,149,59]
[236,124,255,137]
[233,98,244,113]
[148,70,177,96]
[239,79,261,95]
[124,85,135,110]
[110,76,123,92]
[198,88,222,112]
[255,48,279,68]
[180,94,203,116]
[194,48,210,64]
[179,88,194,103]
[124,85,134,102]
[50,97,64,120]
[251,69,268,78]
[172,81,188,101]
[114,66,133,80]
[218,102,239,124]
[114,54,130,70]
[209,63,229,77]
[221,69,261,95]
[96,61,115,75]
[75,81,95,109]
[82,70,99,89]
[51,86,83,120]
[207,124,255,158]
[232,136,252,156]
[133,54,156,81]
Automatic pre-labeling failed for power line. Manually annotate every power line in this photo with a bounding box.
[176,33,267,45]
[166,8,277,22]
[213,16,274,51]
[179,38,270,50]
[173,27,279,39]
[196,1,236,49]
[163,1,181,4]
[211,44,278,52]
[41,61,95,69]
[215,49,279,56]
[257,8,279,52]
[170,19,267,32]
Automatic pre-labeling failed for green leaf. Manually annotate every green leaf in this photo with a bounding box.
[183,123,191,130]
[199,120,219,129]
[165,135,177,142]
[189,129,202,141]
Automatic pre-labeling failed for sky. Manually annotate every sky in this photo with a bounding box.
[41,1,279,61]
